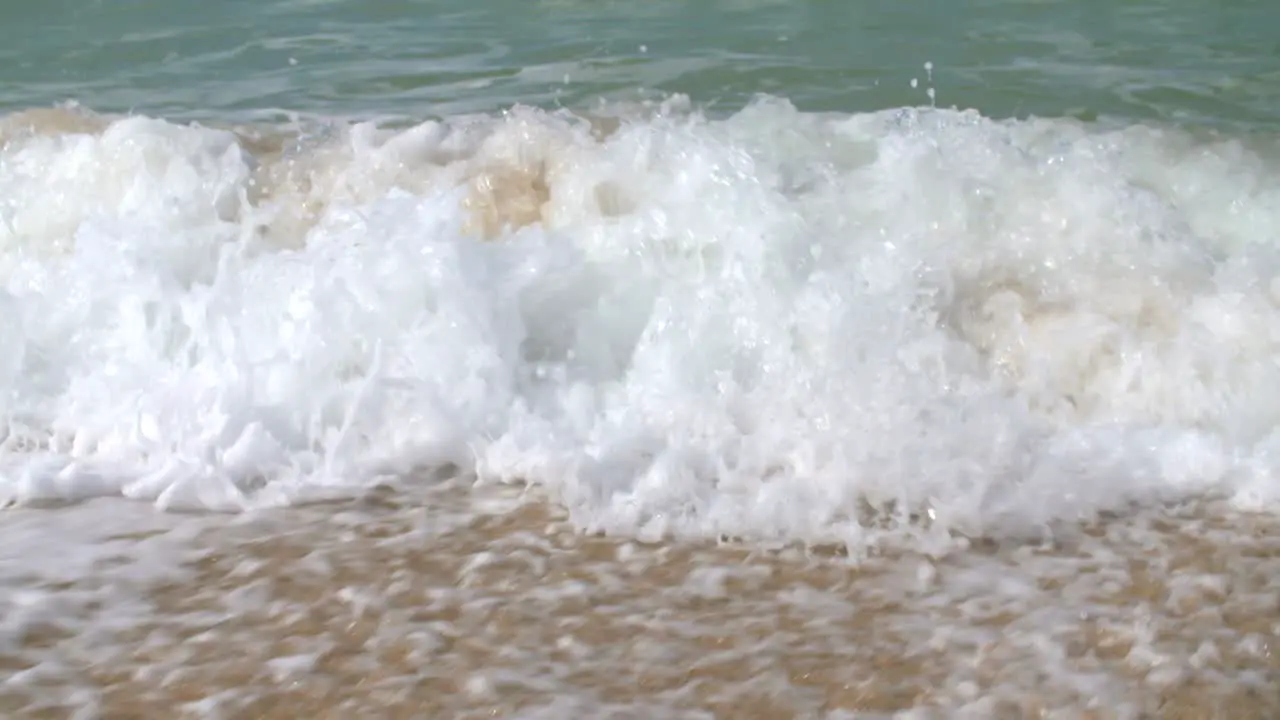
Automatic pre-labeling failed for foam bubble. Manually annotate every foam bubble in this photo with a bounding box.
[1,99,1279,549]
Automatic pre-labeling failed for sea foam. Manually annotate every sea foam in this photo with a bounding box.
[1,98,1279,549]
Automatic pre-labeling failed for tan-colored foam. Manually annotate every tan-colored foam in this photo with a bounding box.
[2,107,628,250]
[462,162,553,240]
[240,123,563,247]
[0,107,109,147]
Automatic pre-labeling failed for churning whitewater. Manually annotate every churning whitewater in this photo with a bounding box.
[1,98,1279,550]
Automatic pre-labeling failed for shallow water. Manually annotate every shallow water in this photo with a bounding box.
[4,0,1280,129]
[2,0,1280,716]
[3,485,1279,717]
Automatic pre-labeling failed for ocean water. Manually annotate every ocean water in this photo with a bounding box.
[2,0,1280,716]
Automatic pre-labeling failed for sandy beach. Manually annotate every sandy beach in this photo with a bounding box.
[2,480,1277,719]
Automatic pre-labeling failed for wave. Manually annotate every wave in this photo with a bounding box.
[1,97,1278,550]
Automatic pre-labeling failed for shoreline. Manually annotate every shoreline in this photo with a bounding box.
[1,483,1277,718]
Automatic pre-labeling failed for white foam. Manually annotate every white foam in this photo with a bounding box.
[2,99,1280,548]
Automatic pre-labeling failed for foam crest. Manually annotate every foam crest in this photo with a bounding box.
[1,99,1278,548]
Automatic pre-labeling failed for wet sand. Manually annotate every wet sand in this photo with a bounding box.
[1,480,1277,719]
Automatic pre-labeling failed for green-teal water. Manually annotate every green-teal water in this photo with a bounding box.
[3,0,1278,128]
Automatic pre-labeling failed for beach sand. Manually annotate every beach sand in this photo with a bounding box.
[1,480,1278,719]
